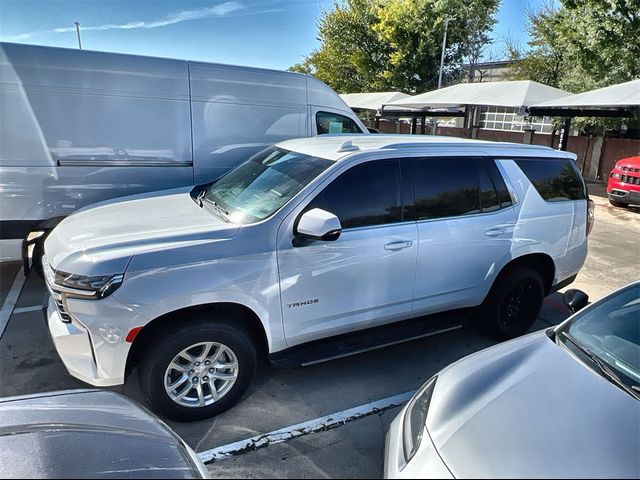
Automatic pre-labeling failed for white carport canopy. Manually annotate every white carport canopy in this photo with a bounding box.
[528,79,640,117]
[387,80,572,110]
[340,92,411,112]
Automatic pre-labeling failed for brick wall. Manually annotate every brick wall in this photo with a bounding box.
[436,126,470,138]
[599,137,640,177]
[476,129,523,143]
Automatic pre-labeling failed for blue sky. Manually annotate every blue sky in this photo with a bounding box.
[0,0,553,70]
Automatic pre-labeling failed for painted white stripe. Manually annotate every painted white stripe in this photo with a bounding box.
[197,390,416,464]
[0,269,26,339]
[12,305,42,315]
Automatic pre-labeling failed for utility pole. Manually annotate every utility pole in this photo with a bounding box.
[438,17,454,89]
[74,21,82,50]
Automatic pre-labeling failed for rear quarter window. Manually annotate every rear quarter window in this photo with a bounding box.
[515,158,586,202]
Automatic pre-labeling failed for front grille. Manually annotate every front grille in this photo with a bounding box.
[620,174,640,185]
[621,166,640,173]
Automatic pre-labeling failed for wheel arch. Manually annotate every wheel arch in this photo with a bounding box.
[125,302,269,378]
[491,253,556,298]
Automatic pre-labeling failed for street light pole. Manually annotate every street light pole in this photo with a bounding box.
[74,21,82,50]
[438,17,454,89]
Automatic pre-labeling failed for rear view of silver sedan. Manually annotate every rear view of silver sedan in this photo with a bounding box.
[385,281,640,479]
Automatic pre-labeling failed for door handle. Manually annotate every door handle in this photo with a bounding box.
[384,241,413,251]
[484,228,507,237]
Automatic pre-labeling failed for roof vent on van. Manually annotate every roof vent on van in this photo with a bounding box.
[337,140,360,153]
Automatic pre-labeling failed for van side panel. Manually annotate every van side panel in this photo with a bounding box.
[0,43,193,231]
[189,62,307,183]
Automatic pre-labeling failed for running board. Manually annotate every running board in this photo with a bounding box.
[269,310,471,368]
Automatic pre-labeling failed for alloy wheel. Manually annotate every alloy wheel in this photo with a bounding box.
[164,342,239,408]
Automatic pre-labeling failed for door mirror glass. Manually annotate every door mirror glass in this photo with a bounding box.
[296,208,342,242]
[563,289,589,313]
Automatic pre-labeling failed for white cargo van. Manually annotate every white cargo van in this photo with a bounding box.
[0,42,366,267]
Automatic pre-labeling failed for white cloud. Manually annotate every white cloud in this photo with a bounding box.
[4,2,246,41]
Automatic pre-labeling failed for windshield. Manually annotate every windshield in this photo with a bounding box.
[203,147,334,224]
[559,283,640,394]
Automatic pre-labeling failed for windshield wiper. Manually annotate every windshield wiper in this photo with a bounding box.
[202,197,230,222]
[559,331,640,400]
[196,189,206,207]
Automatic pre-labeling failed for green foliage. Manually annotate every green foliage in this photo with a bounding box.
[292,0,499,94]
[508,0,640,134]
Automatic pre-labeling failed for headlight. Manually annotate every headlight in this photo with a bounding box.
[54,271,124,299]
[403,376,437,462]
[610,172,622,179]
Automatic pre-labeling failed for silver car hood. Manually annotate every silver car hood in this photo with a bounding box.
[427,332,640,479]
[45,188,238,276]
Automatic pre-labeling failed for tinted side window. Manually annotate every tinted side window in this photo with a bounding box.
[410,158,480,220]
[515,158,586,201]
[308,160,401,229]
[316,111,363,135]
[484,158,512,207]
[478,161,500,212]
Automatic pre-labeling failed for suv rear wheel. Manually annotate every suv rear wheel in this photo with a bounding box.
[139,319,256,421]
[478,268,545,340]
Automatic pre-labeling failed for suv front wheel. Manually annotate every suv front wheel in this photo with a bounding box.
[478,268,545,340]
[139,319,257,421]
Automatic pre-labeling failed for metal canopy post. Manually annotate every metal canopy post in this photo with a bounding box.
[559,118,571,151]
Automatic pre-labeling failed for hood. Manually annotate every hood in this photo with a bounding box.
[428,332,640,479]
[45,188,238,276]
[615,156,640,169]
[0,390,203,479]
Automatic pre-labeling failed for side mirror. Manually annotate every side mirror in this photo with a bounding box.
[563,289,589,313]
[295,208,342,244]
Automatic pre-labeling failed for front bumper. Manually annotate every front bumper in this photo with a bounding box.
[384,406,453,479]
[45,294,140,387]
[608,188,640,205]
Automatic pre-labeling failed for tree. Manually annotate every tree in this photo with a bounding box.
[507,0,640,134]
[451,0,500,83]
[291,0,499,93]
[506,3,571,88]
[305,0,391,93]
[562,0,640,87]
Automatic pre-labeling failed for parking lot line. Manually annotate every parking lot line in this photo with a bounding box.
[197,390,416,464]
[0,269,26,339]
[12,305,42,315]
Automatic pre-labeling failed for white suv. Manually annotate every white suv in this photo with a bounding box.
[44,135,594,420]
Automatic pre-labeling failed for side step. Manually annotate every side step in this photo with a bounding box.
[269,309,472,368]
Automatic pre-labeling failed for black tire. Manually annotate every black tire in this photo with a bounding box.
[609,199,628,208]
[477,268,545,340]
[139,319,256,421]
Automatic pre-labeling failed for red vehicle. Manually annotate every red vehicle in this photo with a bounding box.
[607,156,640,207]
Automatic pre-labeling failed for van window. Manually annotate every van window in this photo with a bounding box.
[409,158,480,220]
[307,160,401,229]
[515,158,586,201]
[316,112,362,135]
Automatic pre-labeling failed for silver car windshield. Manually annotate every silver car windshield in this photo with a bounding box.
[204,147,334,224]
[561,283,640,392]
